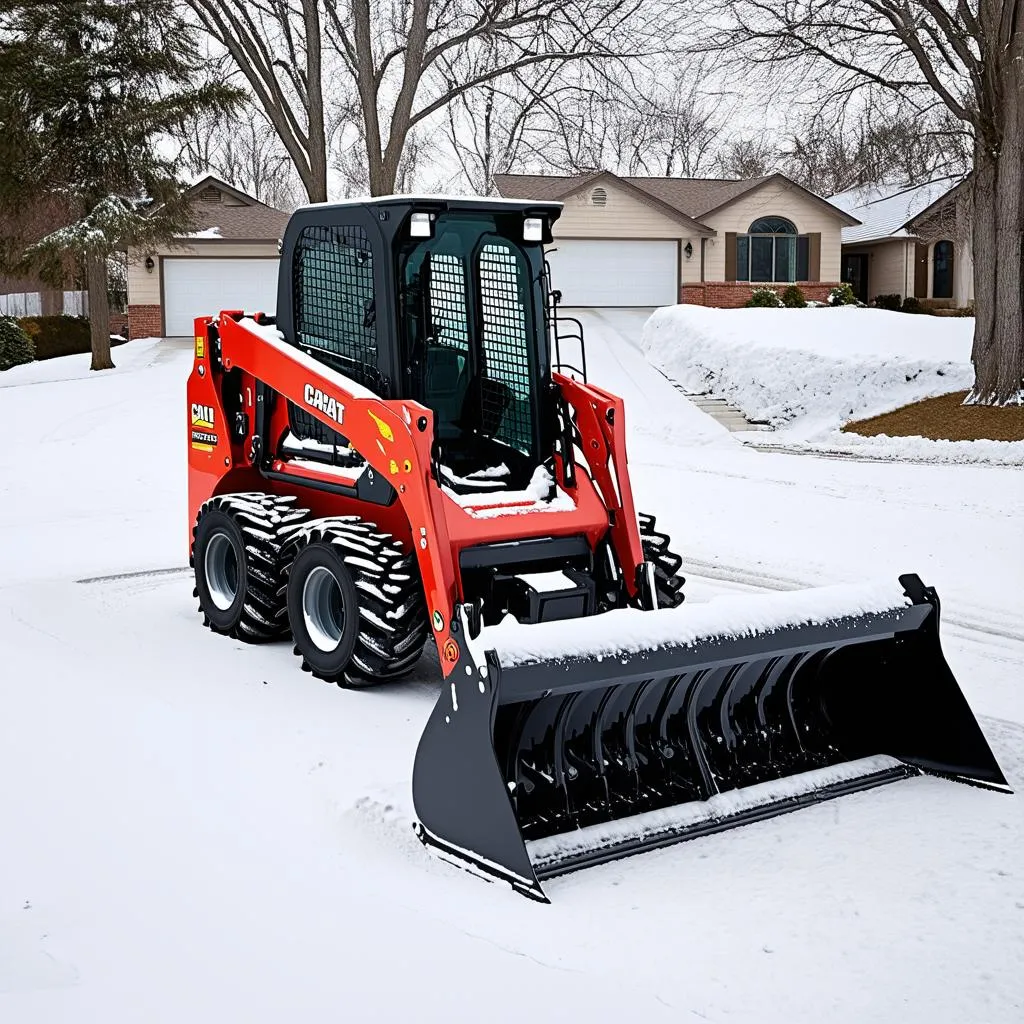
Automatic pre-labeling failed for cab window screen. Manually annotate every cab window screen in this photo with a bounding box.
[479,242,533,454]
[293,224,377,387]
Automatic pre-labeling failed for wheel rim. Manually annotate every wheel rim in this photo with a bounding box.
[302,565,345,652]
[204,532,240,611]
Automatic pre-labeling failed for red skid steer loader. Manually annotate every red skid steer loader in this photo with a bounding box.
[187,196,1008,901]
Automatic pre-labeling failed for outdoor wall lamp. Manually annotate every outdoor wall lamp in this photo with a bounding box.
[144,255,155,272]
[684,241,694,259]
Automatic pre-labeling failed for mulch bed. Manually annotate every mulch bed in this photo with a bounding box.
[843,391,1024,442]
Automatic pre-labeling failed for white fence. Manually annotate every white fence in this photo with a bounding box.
[0,291,89,317]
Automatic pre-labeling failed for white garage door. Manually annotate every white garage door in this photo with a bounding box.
[545,240,678,307]
[162,258,280,336]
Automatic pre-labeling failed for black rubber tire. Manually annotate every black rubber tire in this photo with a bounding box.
[638,512,686,608]
[192,492,310,642]
[283,517,428,687]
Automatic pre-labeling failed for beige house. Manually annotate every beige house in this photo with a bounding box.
[493,170,859,307]
[126,175,289,338]
[828,180,972,308]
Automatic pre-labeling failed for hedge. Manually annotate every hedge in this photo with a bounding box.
[0,316,35,370]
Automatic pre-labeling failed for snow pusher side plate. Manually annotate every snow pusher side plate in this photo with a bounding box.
[412,575,1009,901]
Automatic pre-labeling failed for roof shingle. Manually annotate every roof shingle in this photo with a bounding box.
[492,171,858,227]
[177,176,290,241]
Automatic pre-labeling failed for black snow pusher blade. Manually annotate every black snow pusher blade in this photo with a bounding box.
[412,575,1009,901]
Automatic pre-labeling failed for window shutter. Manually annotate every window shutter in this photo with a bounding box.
[725,232,737,281]
[808,233,821,281]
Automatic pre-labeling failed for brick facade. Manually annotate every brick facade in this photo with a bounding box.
[127,304,163,339]
[680,282,842,308]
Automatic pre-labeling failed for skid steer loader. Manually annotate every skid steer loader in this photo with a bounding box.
[187,195,1008,901]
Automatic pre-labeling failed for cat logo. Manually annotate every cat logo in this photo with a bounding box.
[304,383,345,424]
[191,403,215,429]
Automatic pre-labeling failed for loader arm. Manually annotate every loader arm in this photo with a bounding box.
[217,314,465,677]
[556,371,646,601]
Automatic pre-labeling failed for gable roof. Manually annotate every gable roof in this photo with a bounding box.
[493,169,716,234]
[493,170,859,230]
[828,179,961,245]
[176,174,290,241]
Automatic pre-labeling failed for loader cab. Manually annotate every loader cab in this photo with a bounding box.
[277,197,562,490]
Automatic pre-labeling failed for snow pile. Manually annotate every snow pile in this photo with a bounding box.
[486,579,911,667]
[641,306,974,434]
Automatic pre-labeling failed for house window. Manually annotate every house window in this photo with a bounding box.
[736,217,809,282]
[933,240,954,299]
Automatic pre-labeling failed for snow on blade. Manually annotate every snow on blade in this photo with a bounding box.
[527,755,904,871]
[485,580,911,667]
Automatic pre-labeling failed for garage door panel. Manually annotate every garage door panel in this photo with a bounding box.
[163,258,280,336]
[545,240,677,307]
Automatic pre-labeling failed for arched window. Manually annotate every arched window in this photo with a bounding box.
[736,216,809,283]
[749,217,796,234]
[933,240,954,299]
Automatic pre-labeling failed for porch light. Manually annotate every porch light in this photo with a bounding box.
[684,241,694,259]
[523,217,544,242]
[410,212,433,238]
[144,255,155,271]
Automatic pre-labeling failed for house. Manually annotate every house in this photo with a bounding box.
[827,179,972,307]
[126,175,290,338]
[492,170,859,307]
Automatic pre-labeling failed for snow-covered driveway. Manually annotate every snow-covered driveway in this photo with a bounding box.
[1,316,1021,1023]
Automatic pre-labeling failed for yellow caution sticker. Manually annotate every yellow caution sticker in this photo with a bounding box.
[368,410,394,442]
[195,335,205,359]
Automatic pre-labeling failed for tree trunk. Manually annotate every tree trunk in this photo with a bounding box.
[303,0,328,203]
[966,0,1023,406]
[86,253,113,371]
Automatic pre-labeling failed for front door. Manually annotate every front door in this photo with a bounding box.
[842,254,869,303]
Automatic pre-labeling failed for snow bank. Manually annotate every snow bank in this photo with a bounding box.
[641,306,974,434]
[769,433,1024,468]
[486,579,911,667]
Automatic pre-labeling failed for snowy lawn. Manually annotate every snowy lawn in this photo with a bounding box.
[640,305,1024,465]
[1,312,1022,1022]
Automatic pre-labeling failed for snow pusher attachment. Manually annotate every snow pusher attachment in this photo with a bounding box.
[413,574,1009,901]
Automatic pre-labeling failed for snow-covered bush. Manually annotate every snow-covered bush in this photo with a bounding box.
[746,287,784,308]
[0,315,35,370]
[828,283,857,306]
[781,285,807,308]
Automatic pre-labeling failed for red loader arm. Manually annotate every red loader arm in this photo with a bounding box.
[197,313,465,676]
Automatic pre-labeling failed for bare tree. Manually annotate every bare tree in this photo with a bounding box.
[440,63,596,191]
[700,0,1023,405]
[781,99,972,197]
[715,136,779,178]
[179,103,304,211]
[189,0,654,199]
[186,0,330,202]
